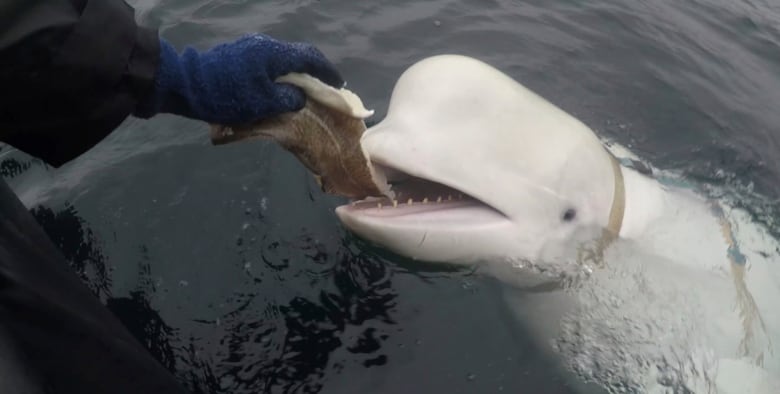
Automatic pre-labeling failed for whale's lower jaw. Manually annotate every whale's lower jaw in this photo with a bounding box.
[335,178,506,228]
[334,160,511,263]
[335,204,517,266]
[333,160,524,265]
[337,160,508,220]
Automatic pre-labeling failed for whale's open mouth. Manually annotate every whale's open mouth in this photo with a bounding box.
[335,161,507,223]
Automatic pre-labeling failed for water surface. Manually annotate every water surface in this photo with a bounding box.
[4,0,780,393]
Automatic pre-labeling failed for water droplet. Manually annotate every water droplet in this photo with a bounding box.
[245,207,253,215]
[466,373,476,381]
[178,280,189,287]
[242,222,250,230]
[460,280,478,293]
[434,20,441,27]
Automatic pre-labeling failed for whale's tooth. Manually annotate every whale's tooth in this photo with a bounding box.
[422,197,429,204]
[407,198,413,205]
[393,199,398,208]
[437,196,442,203]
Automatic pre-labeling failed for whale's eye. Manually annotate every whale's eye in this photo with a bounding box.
[562,208,577,222]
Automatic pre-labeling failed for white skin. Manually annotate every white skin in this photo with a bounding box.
[335,55,780,393]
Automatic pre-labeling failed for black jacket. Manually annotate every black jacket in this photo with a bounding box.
[0,1,188,393]
[0,0,158,167]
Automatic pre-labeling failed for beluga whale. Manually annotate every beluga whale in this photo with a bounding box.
[332,55,780,394]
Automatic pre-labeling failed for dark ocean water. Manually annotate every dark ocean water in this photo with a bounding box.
[3,0,780,393]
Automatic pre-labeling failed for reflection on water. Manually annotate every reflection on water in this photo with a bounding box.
[199,244,397,394]
[1,157,32,179]
[30,204,112,300]
[107,290,179,374]
[26,197,402,394]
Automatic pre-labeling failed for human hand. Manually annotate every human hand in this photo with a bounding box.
[134,33,345,124]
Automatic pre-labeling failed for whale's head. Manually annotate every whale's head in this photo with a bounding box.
[335,55,621,267]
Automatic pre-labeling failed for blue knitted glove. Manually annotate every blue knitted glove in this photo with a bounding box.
[134,34,344,124]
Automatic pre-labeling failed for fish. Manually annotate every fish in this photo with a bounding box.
[209,73,391,200]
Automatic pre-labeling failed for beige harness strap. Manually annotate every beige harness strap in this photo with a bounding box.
[714,202,771,364]
[578,151,770,362]
[605,151,626,238]
[576,150,626,267]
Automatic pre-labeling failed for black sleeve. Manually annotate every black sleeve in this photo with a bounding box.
[0,0,160,167]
